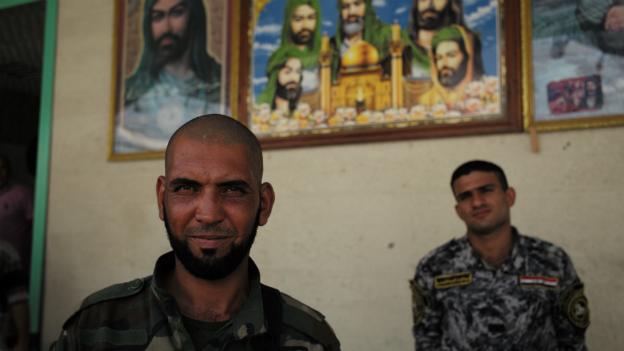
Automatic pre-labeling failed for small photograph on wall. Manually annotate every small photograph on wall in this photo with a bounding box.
[247,0,520,148]
[109,0,235,159]
[524,0,624,131]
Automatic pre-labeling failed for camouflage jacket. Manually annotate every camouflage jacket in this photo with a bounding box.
[51,252,340,351]
[411,229,589,351]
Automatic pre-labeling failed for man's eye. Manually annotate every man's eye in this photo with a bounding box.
[170,7,187,17]
[151,12,164,22]
[173,184,196,193]
[222,186,247,196]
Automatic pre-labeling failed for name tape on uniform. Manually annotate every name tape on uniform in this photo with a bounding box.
[434,272,473,289]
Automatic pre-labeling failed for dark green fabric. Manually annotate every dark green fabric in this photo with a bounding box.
[256,45,308,105]
[51,253,340,350]
[181,316,230,350]
[279,0,322,64]
[330,0,394,79]
[79,327,148,346]
[256,0,322,106]
[430,25,464,52]
[124,0,221,104]
[332,0,393,57]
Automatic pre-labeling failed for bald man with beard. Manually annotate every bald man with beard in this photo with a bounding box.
[52,115,340,351]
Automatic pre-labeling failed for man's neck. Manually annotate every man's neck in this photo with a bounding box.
[467,224,514,269]
[345,32,363,47]
[417,30,436,51]
[163,50,193,79]
[274,97,291,114]
[168,257,250,322]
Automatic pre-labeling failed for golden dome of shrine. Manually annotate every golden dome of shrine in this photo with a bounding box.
[341,41,380,68]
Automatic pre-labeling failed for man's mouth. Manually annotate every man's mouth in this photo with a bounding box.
[188,235,232,250]
[421,10,438,19]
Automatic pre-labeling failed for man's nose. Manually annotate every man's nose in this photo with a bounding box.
[471,193,485,207]
[195,190,225,224]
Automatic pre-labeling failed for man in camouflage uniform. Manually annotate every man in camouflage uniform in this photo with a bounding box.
[51,115,340,350]
[411,160,589,350]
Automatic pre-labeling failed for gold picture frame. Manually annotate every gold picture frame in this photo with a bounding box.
[108,0,242,160]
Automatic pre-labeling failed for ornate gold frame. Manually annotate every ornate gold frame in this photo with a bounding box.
[108,0,242,160]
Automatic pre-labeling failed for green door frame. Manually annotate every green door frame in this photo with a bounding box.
[0,0,57,336]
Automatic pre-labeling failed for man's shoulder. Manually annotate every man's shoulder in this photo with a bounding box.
[63,276,152,329]
[519,234,567,257]
[518,232,573,265]
[418,237,467,269]
[277,290,340,349]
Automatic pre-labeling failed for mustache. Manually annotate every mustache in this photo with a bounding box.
[155,32,181,47]
[345,15,363,23]
[420,9,439,18]
[185,223,237,237]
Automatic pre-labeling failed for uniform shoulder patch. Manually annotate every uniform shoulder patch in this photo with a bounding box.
[63,276,150,329]
[410,279,427,326]
[280,292,339,347]
[560,284,590,329]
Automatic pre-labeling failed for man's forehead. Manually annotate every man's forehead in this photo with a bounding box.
[285,58,302,69]
[152,0,187,11]
[453,171,499,190]
[293,4,316,14]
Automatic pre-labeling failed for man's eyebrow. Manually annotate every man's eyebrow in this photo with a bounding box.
[218,180,252,189]
[168,178,200,187]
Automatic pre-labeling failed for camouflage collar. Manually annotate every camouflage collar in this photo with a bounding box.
[465,227,526,272]
[149,252,269,346]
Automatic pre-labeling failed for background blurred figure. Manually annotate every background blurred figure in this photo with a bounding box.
[0,155,33,274]
[0,240,29,351]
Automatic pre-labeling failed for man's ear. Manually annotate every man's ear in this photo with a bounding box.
[156,176,166,220]
[258,182,275,226]
[505,186,516,208]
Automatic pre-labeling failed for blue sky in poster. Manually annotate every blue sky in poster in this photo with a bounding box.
[251,0,499,98]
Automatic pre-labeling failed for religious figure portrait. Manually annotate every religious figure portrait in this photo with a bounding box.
[110,0,231,158]
[249,0,507,143]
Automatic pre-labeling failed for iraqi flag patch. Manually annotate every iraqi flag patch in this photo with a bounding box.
[518,275,559,288]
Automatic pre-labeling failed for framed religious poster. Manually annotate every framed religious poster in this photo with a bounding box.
[522,0,624,132]
[241,0,523,149]
[109,0,243,160]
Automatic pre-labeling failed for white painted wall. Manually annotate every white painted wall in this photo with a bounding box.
[43,1,624,350]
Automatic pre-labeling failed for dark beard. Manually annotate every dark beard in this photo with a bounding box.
[275,83,302,111]
[416,5,452,30]
[153,32,189,70]
[164,205,260,280]
[291,29,314,46]
[438,58,468,88]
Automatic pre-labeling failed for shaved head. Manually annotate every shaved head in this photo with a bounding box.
[165,114,263,183]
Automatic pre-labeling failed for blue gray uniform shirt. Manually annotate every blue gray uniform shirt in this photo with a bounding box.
[412,228,589,351]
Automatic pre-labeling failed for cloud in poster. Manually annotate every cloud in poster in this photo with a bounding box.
[372,0,387,6]
[255,23,281,35]
[253,41,279,53]
[253,76,268,87]
[465,0,497,28]
[395,6,408,15]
